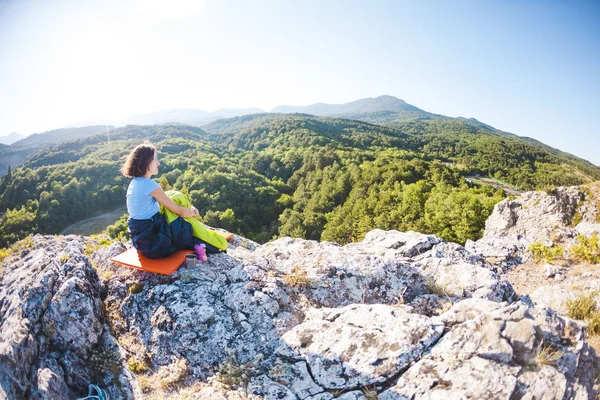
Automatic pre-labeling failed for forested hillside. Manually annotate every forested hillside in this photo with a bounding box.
[272,94,444,123]
[0,114,598,248]
[0,125,114,176]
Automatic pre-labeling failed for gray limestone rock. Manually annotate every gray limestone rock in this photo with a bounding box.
[265,361,326,399]
[530,285,577,315]
[0,235,137,399]
[278,304,444,389]
[1,225,598,399]
[544,264,561,278]
[33,358,69,400]
[576,222,600,237]
[248,375,298,399]
[383,299,597,399]
[483,187,584,242]
[360,229,442,258]
[336,392,368,400]
[465,236,529,272]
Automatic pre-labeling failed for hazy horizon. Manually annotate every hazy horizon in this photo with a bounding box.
[1,0,598,164]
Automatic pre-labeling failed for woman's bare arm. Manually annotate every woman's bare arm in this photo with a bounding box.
[150,187,198,218]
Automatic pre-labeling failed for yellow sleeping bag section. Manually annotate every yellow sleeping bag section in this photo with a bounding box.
[160,190,228,251]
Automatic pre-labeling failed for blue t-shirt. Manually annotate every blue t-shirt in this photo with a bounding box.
[126,178,161,220]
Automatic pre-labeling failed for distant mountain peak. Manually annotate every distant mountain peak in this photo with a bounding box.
[66,108,266,129]
[271,95,424,115]
[0,132,26,145]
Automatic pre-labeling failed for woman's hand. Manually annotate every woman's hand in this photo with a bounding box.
[150,187,199,218]
[181,207,196,218]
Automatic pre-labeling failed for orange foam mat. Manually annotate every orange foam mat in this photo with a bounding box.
[110,247,194,275]
[224,232,235,242]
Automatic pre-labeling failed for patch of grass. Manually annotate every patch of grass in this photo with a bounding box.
[588,311,600,336]
[85,243,101,256]
[425,275,449,298]
[122,337,155,375]
[0,247,13,263]
[100,270,113,280]
[0,236,35,268]
[129,283,144,295]
[137,375,154,393]
[90,346,123,376]
[571,234,600,264]
[215,350,262,390]
[157,358,189,389]
[390,287,408,308]
[127,357,151,374]
[587,335,600,356]
[59,254,70,263]
[571,212,583,227]
[567,292,597,320]
[17,236,34,249]
[534,344,561,367]
[362,385,378,400]
[281,266,317,289]
[330,389,350,396]
[528,242,564,263]
[90,234,115,247]
[84,235,115,256]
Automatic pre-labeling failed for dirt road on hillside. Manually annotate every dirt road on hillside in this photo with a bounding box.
[61,206,127,236]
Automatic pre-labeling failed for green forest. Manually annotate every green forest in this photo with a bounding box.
[1,114,598,248]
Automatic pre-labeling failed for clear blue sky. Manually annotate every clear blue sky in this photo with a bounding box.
[1,0,599,164]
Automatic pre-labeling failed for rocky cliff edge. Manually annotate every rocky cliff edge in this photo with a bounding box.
[1,185,600,399]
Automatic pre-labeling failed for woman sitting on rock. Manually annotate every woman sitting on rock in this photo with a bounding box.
[120,142,228,259]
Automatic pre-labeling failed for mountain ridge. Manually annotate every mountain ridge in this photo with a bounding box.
[65,107,266,129]
[1,114,599,248]
[7,94,593,168]
[0,132,25,145]
[272,94,424,114]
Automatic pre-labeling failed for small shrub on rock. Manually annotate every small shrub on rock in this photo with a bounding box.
[571,234,600,264]
[588,311,600,336]
[571,212,583,227]
[534,344,561,367]
[0,247,13,263]
[127,357,150,374]
[567,292,597,320]
[157,358,189,389]
[90,234,115,247]
[129,283,144,295]
[90,346,123,376]
[528,242,564,263]
[281,266,317,289]
[362,385,378,400]
[425,276,449,298]
[216,350,262,389]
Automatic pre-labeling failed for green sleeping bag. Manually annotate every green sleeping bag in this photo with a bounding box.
[160,190,228,251]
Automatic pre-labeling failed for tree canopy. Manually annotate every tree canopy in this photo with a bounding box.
[0,115,597,248]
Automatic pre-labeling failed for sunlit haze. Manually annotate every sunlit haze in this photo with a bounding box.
[0,0,599,164]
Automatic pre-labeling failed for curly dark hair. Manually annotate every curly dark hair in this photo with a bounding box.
[120,142,156,178]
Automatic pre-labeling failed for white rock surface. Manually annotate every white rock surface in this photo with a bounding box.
[278,304,444,389]
[0,224,598,399]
